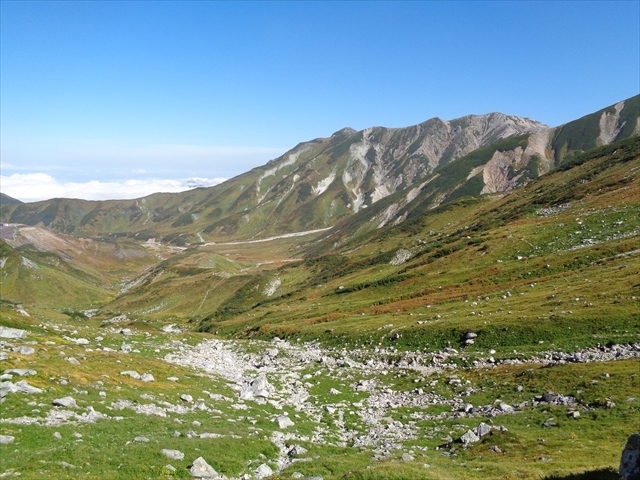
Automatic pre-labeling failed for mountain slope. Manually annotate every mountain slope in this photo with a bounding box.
[193,136,639,350]
[0,193,23,205]
[1,95,637,249]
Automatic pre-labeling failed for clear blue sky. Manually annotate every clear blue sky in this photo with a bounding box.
[1,1,639,201]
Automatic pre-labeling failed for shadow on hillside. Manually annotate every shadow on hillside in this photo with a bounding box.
[543,467,619,480]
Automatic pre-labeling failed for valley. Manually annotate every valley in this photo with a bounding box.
[1,99,639,479]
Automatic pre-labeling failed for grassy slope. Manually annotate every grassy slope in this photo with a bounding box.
[196,137,640,354]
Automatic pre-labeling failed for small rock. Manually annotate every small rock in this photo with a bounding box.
[464,332,478,340]
[254,463,273,479]
[401,452,415,462]
[476,422,492,438]
[162,449,185,460]
[66,357,81,365]
[134,436,150,443]
[167,377,179,382]
[52,396,77,408]
[328,388,341,395]
[0,327,27,339]
[0,435,14,445]
[288,445,308,457]
[189,456,219,478]
[140,373,155,382]
[15,346,35,355]
[276,414,294,429]
[5,369,37,377]
[491,445,502,453]
[542,392,556,403]
[498,402,514,413]
[542,417,558,428]
[567,410,580,419]
[120,370,141,380]
[53,432,62,440]
[180,394,193,403]
[460,429,480,445]
[165,464,177,473]
[73,432,83,439]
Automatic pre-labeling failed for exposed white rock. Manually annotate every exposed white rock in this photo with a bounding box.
[162,449,185,460]
[52,396,77,409]
[189,456,220,478]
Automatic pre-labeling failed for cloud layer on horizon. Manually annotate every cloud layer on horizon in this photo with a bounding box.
[1,173,227,202]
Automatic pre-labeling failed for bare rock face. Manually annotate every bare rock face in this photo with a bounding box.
[619,433,640,480]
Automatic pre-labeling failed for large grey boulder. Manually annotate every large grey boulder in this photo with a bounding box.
[619,433,640,480]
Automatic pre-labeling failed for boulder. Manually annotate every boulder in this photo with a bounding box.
[52,396,77,408]
[619,433,640,480]
[460,429,480,445]
[276,414,294,429]
[15,346,35,355]
[255,463,273,479]
[189,456,219,478]
[162,449,185,460]
[0,327,27,339]
[476,422,492,438]
[4,368,36,377]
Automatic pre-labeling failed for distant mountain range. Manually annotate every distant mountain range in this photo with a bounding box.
[1,95,638,246]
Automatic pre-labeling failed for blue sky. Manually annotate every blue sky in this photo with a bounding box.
[1,1,639,201]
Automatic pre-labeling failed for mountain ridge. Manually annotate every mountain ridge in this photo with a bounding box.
[1,95,637,246]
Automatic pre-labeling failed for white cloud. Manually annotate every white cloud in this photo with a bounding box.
[0,173,227,202]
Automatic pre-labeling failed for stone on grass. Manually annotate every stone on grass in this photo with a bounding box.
[476,422,492,438]
[15,346,35,355]
[0,327,27,339]
[619,433,640,480]
[460,429,480,445]
[66,357,81,365]
[542,417,558,428]
[120,370,141,380]
[140,373,155,382]
[13,380,43,394]
[134,436,150,443]
[53,396,77,408]
[0,435,14,445]
[189,456,219,478]
[498,402,514,413]
[276,414,294,429]
[5,369,36,377]
[180,394,193,403]
[254,463,273,479]
[53,432,62,440]
[162,449,185,460]
[288,445,308,457]
[402,452,415,462]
